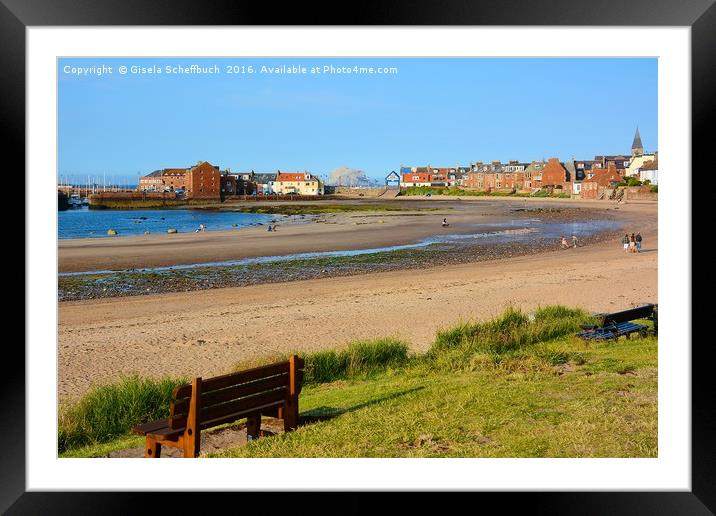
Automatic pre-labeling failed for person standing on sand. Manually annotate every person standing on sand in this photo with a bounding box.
[571,235,578,248]
[629,233,637,253]
[635,232,642,252]
[561,236,569,249]
[623,234,630,253]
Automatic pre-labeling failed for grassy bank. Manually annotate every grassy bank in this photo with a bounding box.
[400,186,571,199]
[59,306,657,458]
[58,375,188,453]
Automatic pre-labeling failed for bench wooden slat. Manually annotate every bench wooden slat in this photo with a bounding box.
[147,427,184,440]
[172,370,304,415]
[172,383,192,400]
[132,418,178,436]
[599,304,655,325]
[168,390,287,431]
[201,362,290,393]
[198,400,286,431]
[201,373,290,408]
[202,388,288,422]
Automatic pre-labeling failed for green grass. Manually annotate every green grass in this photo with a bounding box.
[212,335,657,458]
[232,338,412,384]
[231,204,441,215]
[58,375,187,453]
[58,306,657,458]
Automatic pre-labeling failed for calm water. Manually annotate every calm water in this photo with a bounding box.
[58,207,278,239]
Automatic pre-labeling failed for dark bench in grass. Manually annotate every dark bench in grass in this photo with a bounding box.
[132,355,305,458]
[577,304,657,341]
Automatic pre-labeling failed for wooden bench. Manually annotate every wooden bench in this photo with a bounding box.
[576,304,657,341]
[132,355,305,458]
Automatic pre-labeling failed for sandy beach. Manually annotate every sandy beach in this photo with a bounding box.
[57,199,657,401]
[59,197,635,273]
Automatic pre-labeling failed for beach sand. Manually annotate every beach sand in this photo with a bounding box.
[59,197,631,273]
[57,199,657,401]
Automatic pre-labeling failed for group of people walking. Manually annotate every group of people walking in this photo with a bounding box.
[623,232,643,253]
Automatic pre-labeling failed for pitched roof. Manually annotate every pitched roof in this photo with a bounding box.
[523,161,546,173]
[276,172,317,182]
[640,158,658,170]
[253,173,276,183]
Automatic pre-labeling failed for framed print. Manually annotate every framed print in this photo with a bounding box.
[8,0,712,513]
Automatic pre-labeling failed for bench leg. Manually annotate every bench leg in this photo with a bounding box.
[183,428,200,458]
[145,437,161,458]
[246,413,261,441]
[283,396,299,432]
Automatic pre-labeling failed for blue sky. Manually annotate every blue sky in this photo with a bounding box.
[58,58,657,183]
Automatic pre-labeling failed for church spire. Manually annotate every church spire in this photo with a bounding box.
[631,127,644,156]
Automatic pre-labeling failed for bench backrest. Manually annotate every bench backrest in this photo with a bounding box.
[168,355,305,430]
[599,304,656,326]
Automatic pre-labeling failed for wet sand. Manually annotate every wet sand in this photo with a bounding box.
[59,198,630,273]
[58,199,657,401]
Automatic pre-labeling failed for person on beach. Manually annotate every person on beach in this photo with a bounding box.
[629,233,637,253]
[571,235,578,248]
[267,225,273,232]
[623,234,630,253]
[561,236,569,249]
[635,232,642,252]
[442,218,449,227]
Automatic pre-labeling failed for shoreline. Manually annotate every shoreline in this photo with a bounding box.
[58,225,621,302]
[58,200,630,273]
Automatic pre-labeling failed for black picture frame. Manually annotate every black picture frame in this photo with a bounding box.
[8,1,708,513]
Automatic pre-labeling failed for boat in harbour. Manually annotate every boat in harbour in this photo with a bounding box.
[68,194,83,207]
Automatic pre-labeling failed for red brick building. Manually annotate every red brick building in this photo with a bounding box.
[580,164,623,199]
[162,168,189,191]
[186,161,221,199]
[587,163,623,187]
[537,158,571,188]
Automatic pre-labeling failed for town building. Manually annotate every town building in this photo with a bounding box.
[272,171,324,195]
[523,161,546,190]
[623,129,656,177]
[138,168,189,192]
[533,158,572,190]
[138,161,221,199]
[639,156,658,185]
[138,170,165,191]
[400,167,431,187]
[253,173,277,195]
[580,163,624,199]
[573,159,599,180]
[185,161,221,199]
[220,173,237,196]
[594,154,631,172]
